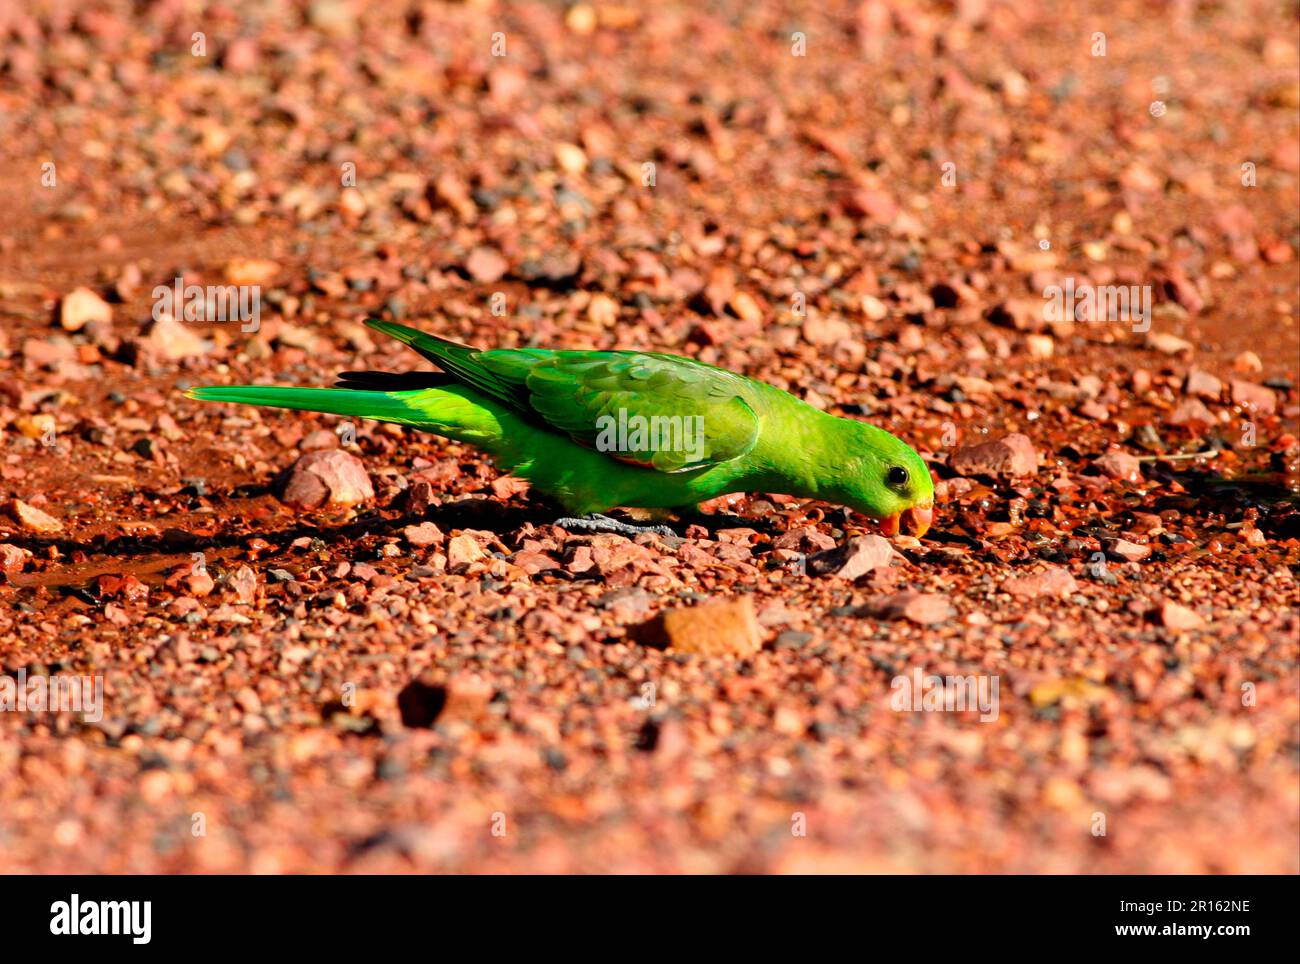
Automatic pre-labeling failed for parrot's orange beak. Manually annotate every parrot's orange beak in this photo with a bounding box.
[878,500,934,539]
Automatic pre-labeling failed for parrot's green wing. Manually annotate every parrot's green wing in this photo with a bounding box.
[366,320,760,473]
[505,351,761,473]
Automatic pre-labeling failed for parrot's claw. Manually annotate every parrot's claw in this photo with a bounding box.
[553,514,677,538]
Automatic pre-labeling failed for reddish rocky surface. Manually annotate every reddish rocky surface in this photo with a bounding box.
[0,1,1296,873]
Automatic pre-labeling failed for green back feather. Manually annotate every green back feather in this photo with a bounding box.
[363,320,760,472]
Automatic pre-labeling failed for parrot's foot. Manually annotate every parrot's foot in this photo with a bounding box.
[553,514,676,538]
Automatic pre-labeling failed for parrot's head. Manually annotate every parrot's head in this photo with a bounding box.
[831,421,935,539]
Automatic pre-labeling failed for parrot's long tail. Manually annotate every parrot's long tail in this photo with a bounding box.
[184,383,511,446]
[185,384,428,424]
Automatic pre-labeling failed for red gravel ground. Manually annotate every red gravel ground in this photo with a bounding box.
[0,0,1297,873]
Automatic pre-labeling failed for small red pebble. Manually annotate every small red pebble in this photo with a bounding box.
[1094,448,1143,483]
[1159,600,1205,631]
[1002,567,1079,599]
[949,433,1038,478]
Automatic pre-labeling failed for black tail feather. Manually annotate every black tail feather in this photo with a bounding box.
[334,370,455,391]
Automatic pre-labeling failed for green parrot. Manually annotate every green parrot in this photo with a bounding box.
[186,320,935,538]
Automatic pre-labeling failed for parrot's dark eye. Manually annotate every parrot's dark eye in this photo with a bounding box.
[887,466,909,487]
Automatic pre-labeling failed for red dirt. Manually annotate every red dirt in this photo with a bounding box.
[0,0,1297,873]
